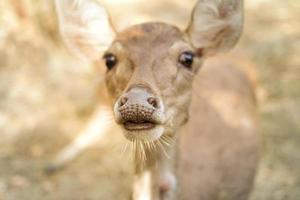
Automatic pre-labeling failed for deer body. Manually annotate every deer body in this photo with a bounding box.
[54,0,259,199]
[178,60,258,200]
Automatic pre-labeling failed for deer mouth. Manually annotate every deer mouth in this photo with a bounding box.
[123,121,156,131]
[122,119,165,142]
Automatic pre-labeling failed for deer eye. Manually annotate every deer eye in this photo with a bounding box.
[179,51,194,69]
[103,53,118,70]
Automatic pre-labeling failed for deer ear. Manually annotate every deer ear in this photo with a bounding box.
[187,0,243,56]
[55,0,115,60]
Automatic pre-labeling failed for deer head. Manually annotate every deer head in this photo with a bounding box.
[56,0,243,153]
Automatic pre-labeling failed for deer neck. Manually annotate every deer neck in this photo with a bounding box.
[132,131,178,200]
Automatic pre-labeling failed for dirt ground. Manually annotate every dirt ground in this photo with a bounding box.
[0,0,299,200]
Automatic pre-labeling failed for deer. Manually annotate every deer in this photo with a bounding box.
[51,0,259,199]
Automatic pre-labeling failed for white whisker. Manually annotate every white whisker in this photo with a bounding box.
[122,141,129,155]
[157,139,170,159]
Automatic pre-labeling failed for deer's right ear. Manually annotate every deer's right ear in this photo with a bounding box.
[55,0,115,60]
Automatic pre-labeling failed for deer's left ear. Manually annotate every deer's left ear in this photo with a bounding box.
[187,0,243,56]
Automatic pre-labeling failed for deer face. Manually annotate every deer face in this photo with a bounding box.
[56,0,243,142]
[104,23,202,141]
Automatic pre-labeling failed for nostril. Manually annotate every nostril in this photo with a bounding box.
[119,97,128,107]
[147,97,159,109]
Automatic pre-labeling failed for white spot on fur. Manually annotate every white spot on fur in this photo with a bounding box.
[159,171,176,192]
[133,171,152,200]
[123,125,164,142]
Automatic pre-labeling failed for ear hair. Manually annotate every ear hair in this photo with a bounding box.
[55,0,115,60]
[187,0,243,56]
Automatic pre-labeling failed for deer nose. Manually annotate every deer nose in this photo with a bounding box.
[115,87,162,124]
[118,96,158,109]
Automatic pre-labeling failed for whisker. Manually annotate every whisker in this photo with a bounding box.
[150,141,155,152]
[132,138,136,158]
[140,141,146,162]
[121,141,129,155]
[157,139,170,159]
[160,137,171,146]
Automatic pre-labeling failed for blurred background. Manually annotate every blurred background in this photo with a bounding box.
[0,0,299,199]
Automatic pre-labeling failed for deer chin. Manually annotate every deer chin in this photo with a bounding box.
[121,124,165,142]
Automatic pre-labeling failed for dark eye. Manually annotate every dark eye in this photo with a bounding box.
[179,51,194,69]
[103,53,118,70]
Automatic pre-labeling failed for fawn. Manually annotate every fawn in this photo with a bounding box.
[52,0,259,199]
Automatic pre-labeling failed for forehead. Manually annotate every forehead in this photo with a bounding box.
[113,23,185,59]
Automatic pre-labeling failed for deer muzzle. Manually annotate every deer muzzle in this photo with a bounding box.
[114,86,165,133]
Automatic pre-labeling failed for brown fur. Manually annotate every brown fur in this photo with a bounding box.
[55,0,259,199]
[105,23,196,136]
[104,23,258,200]
[178,60,259,200]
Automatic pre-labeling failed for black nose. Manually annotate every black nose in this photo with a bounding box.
[147,97,159,109]
[117,87,160,123]
[119,97,128,107]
